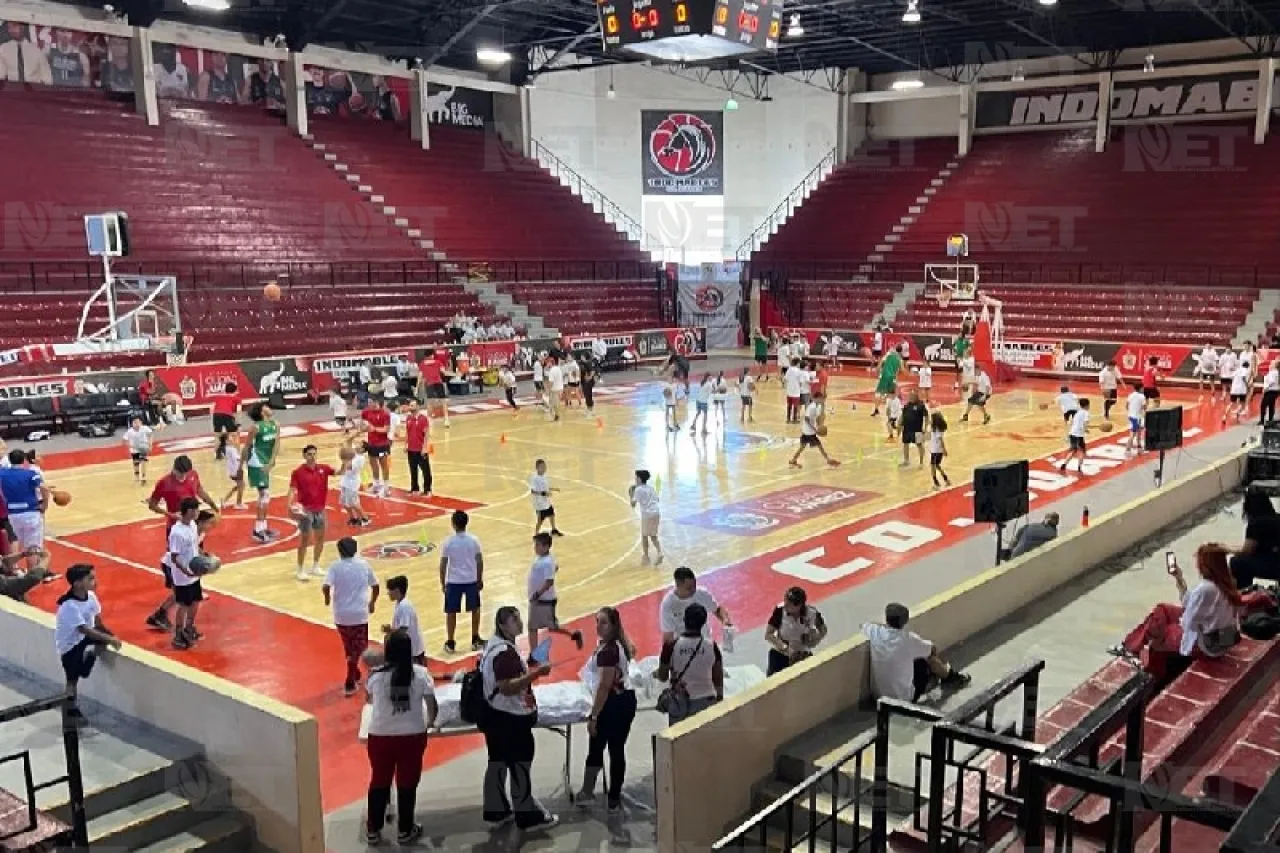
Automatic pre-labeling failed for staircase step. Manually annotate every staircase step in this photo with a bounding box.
[382,206,396,216]
[370,194,385,204]
[394,217,410,228]
[88,790,199,850]
[908,206,922,214]
[885,234,901,244]
[323,152,337,162]
[357,184,373,193]
[333,162,348,172]
[406,228,422,238]
[900,215,915,225]
[923,187,937,196]
[892,224,908,233]
[131,814,253,853]
[344,173,360,183]
[930,178,944,187]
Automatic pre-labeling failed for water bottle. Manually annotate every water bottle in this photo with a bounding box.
[721,625,736,654]
[1082,506,1090,528]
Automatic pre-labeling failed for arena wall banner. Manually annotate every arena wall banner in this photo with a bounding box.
[975,71,1272,130]
[424,83,493,128]
[677,264,742,350]
[153,43,281,108]
[642,110,725,196]
[0,21,133,91]
[309,350,416,396]
[302,64,411,121]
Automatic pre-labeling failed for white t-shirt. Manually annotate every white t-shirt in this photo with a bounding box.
[864,623,933,701]
[441,532,482,584]
[1057,391,1078,414]
[777,343,791,367]
[164,520,200,588]
[1265,368,1280,393]
[1198,348,1219,375]
[325,558,378,626]
[886,397,903,421]
[1239,350,1257,375]
[802,401,822,436]
[529,473,552,512]
[527,553,558,602]
[330,394,347,419]
[632,483,660,517]
[54,592,101,656]
[391,599,424,657]
[960,356,976,379]
[340,454,366,491]
[381,375,398,399]
[929,431,945,454]
[1231,366,1251,396]
[660,587,719,638]
[124,425,153,454]
[1219,352,1238,379]
[1127,390,1147,420]
[565,361,580,383]
[917,366,933,389]
[693,381,712,404]
[547,365,565,392]
[739,375,756,399]
[824,336,842,356]
[1098,368,1120,391]
[1069,408,1090,438]
[784,369,805,398]
[224,444,241,479]
[365,664,435,737]
[976,373,993,396]
[533,361,544,383]
[500,369,516,389]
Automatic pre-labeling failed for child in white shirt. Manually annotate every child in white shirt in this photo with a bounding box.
[1056,385,1079,423]
[123,417,153,485]
[712,372,729,420]
[663,382,679,432]
[885,393,903,439]
[339,443,371,526]
[221,441,245,509]
[1059,398,1092,474]
[330,391,349,428]
[499,365,518,410]
[916,363,934,403]
[738,367,756,424]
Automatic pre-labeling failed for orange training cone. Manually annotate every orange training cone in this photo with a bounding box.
[595,417,604,429]
[499,433,507,444]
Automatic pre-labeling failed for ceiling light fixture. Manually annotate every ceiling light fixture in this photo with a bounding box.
[1143,53,1155,73]
[902,0,921,24]
[786,13,805,37]
[725,95,740,111]
[183,0,230,11]
[1038,0,1058,6]
[476,47,511,65]
[1012,65,1026,82]
[891,78,924,90]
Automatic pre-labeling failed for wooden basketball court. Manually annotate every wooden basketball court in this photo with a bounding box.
[22,368,1223,809]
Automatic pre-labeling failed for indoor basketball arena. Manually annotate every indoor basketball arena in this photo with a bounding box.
[1,1,1279,852]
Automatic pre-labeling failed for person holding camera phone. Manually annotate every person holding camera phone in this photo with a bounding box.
[764,587,828,675]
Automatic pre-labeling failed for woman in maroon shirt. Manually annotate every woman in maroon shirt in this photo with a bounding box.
[577,606,637,812]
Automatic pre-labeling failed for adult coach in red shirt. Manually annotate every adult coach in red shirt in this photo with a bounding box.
[1142,356,1162,410]
[403,401,432,497]
[361,398,393,497]
[418,349,452,428]
[287,444,337,582]
[146,455,219,630]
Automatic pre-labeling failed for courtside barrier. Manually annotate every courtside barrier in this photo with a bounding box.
[0,599,324,853]
[654,446,1249,853]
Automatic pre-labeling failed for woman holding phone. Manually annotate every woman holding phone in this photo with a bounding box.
[577,607,637,813]
[1109,543,1242,683]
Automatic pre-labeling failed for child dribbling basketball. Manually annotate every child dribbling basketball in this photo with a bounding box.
[339,444,371,527]
[123,416,153,485]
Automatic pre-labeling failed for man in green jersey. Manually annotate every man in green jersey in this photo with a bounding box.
[872,347,903,417]
[752,328,769,381]
[238,403,280,544]
[953,334,972,390]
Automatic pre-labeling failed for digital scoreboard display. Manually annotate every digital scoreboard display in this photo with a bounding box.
[598,0,782,62]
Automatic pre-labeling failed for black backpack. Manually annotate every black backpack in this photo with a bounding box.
[1242,612,1280,641]
[460,642,505,726]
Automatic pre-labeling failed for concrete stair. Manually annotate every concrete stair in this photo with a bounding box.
[0,665,255,853]
[461,280,558,339]
[853,160,961,282]
[878,282,926,328]
[1234,287,1280,347]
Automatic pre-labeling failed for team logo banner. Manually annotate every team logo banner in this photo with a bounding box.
[975,72,1269,129]
[642,110,724,196]
[677,264,742,349]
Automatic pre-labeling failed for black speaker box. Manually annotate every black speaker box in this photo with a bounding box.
[974,460,1030,524]
[1144,406,1183,452]
[1246,450,1280,486]
[1263,426,1280,453]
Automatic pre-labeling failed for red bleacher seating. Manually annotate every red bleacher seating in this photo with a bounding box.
[308,120,648,263]
[752,138,957,265]
[794,284,900,330]
[0,90,421,265]
[1202,680,1280,807]
[494,280,660,335]
[891,283,1256,344]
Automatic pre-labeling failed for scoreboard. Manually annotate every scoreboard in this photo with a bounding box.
[598,0,783,62]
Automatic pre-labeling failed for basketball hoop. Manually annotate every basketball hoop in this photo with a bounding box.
[937,290,952,309]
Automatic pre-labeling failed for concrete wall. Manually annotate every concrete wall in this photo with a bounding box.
[655,446,1249,852]
[0,599,323,853]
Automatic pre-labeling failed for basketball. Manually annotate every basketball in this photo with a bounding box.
[1039,403,1050,410]
[1099,421,1114,433]
[190,554,221,575]
[263,281,282,302]
[817,425,829,437]
[52,489,71,507]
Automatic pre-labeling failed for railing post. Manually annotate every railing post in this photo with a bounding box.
[1023,764,1047,853]
[925,726,948,851]
[61,695,89,848]
[1114,701,1145,853]
[872,703,891,852]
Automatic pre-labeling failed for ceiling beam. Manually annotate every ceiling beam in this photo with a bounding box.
[420,4,497,68]
[1004,20,1094,68]
[529,22,600,78]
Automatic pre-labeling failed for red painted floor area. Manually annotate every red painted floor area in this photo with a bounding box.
[21,381,1234,813]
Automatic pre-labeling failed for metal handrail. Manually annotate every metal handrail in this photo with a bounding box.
[530,138,660,258]
[0,692,88,848]
[736,147,838,261]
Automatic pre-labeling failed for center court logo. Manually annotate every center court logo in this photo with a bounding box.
[649,113,717,179]
[712,513,779,532]
[362,541,434,559]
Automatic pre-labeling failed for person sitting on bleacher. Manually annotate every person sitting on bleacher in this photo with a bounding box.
[864,603,971,704]
[1109,543,1241,683]
[1228,490,1280,591]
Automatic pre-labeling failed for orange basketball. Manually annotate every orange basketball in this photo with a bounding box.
[1039,403,1050,410]
[263,281,282,302]
[1099,421,1114,433]
[52,489,71,507]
